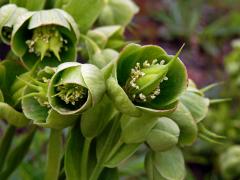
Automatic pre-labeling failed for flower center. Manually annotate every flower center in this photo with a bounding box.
[124,59,168,103]
[54,83,87,105]
[26,25,68,61]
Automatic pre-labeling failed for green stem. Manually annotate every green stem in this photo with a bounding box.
[0,125,16,172]
[89,114,121,180]
[81,138,92,180]
[45,129,62,180]
[105,138,123,162]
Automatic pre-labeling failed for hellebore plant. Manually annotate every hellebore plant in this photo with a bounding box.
[0,1,224,180]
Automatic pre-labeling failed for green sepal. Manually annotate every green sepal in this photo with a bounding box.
[48,62,106,115]
[168,103,198,146]
[145,147,186,180]
[116,43,187,112]
[22,86,78,129]
[0,4,27,44]
[98,0,139,26]
[146,117,180,152]
[11,9,79,68]
[106,77,141,117]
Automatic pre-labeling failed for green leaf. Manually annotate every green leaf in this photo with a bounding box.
[99,168,119,180]
[60,0,105,33]
[146,117,180,152]
[180,91,210,123]
[0,125,16,172]
[104,143,140,168]
[98,0,139,26]
[120,113,158,143]
[0,126,36,179]
[65,123,84,179]
[10,0,46,10]
[168,103,197,146]
[145,147,186,180]
[81,95,116,138]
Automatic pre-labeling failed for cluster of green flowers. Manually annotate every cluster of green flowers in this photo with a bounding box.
[0,1,216,180]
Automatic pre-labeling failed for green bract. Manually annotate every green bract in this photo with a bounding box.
[48,62,106,115]
[11,8,79,68]
[107,43,188,116]
[0,4,27,44]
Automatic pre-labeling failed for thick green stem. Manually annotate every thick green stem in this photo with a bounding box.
[45,129,62,180]
[105,138,123,162]
[81,138,92,180]
[0,125,16,172]
[89,115,121,180]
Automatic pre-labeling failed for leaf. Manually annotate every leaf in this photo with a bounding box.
[65,123,84,179]
[60,0,105,33]
[145,147,186,180]
[167,103,197,146]
[104,143,140,168]
[120,113,158,144]
[99,168,119,180]
[81,95,116,138]
[180,91,210,123]
[146,117,180,152]
[0,126,36,179]
[98,0,139,26]
[10,0,46,10]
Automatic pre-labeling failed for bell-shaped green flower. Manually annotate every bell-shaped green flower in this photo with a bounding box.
[48,62,106,115]
[0,4,27,44]
[11,9,79,68]
[107,43,187,116]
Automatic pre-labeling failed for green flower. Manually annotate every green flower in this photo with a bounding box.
[11,9,79,68]
[48,62,106,115]
[107,43,188,116]
[0,4,27,44]
[20,62,105,128]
